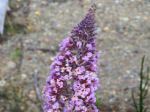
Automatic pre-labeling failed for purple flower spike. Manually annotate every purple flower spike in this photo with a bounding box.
[42,4,99,112]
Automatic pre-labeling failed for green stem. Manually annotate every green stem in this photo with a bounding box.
[139,56,145,112]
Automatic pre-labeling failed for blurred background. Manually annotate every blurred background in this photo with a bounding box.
[0,0,150,112]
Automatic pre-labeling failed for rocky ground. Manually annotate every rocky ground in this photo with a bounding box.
[0,0,150,112]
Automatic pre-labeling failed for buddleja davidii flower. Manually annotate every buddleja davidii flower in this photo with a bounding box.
[42,4,99,112]
[66,5,99,112]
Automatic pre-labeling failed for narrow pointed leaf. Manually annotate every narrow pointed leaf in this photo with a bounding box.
[95,92,100,108]
[143,67,149,91]
[132,90,139,112]
[143,107,147,112]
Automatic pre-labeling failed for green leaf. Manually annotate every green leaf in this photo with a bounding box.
[131,90,139,112]
[143,89,148,99]
[143,107,147,112]
[139,56,145,112]
[95,92,100,108]
[143,67,149,91]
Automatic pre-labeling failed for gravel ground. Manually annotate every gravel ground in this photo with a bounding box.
[0,0,150,112]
